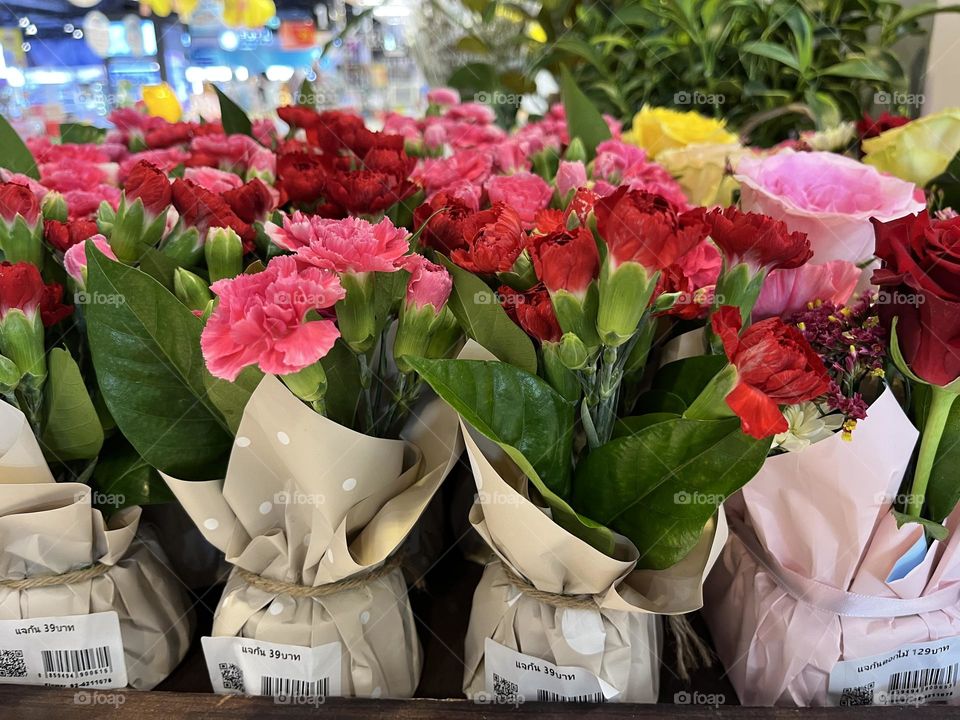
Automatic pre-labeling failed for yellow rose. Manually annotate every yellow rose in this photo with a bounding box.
[657,142,748,208]
[862,109,960,186]
[142,83,182,123]
[626,106,739,159]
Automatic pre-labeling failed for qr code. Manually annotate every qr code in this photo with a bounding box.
[840,682,875,706]
[218,662,244,692]
[0,650,26,678]
[493,672,519,702]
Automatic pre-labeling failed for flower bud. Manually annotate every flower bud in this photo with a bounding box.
[281,361,328,405]
[542,340,581,402]
[174,268,213,311]
[564,137,588,163]
[0,354,21,393]
[0,308,45,387]
[558,332,590,370]
[162,226,203,266]
[497,248,538,291]
[596,259,657,347]
[0,183,43,266]
[394,303,461,374]
[205,226,244,282]
[42,192,68,223]
[336,272,378,354]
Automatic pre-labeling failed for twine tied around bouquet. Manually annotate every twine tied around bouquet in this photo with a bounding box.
[0,563,111,590]
[235,555,403,599]
[500,564,598,610]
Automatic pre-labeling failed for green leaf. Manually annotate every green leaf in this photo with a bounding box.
[409,356,615,554]
[137,248,182,291]
[741,41,801,72]
[215,86,254,137]
[0,114,38,179]
[84,244,233,479]
[651,354,728,407]
[41,348,104,462]
[320,339,363,428]
[573,417,770,569]
[436,255,537,375]
[784,7,814,72]
[892,509,949,543]
[455,36,490,54]
[559,65,612,159]
[59,122,107,144]
[613,413,677,438]
[820,58,890,82]
[92,435,174,511]
[204,366,263,436]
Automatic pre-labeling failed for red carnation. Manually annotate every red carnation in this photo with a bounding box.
[322,169,417,215]
[0,261,72,327]
[527,225,599,297]
[43,218,100,253]
[704,206,811,271]
[278,105,322,130]
[595,188,706,271]
[171,178,253,245]
[857,112,910,141]
[0,183,41,226]
[124,161,172,217]
[712,305,830,438]
[222,179,275,224]
[305,110,367,155]
[413,192,472,254]
[450,204,525,274]
[145,122,195,150]
[361,146,416,182]
[276,152,328,205]
[499,284,561,343]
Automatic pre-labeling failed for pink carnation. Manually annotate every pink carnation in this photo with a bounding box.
[201,255,345,380]
[64,235,117,283]
[65,186,122,219]
[491,141,530,174]
[184,166,244,194]
[735,150,924,264]
[753,260,861,320]
[427,87,461,106]
[594,140,650,182]
[191,134,276,176]
[40,159,118,193]
[443,102,496,124]
[485,172,553,229]
[415,149,493,197]
[268,215,410,275]
[119,148,191,180]
[401,254,452,313]
[556,160,587,198]
[423,123,446,150]
[384,113,421,141]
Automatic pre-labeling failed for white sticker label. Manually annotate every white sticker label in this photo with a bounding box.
[828,637,960,705]
[482,638,619,703]
[0,612,127,688]
[202,636,342,698]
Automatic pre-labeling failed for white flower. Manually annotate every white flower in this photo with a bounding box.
[772,402,844,452]
[801,122,857,152]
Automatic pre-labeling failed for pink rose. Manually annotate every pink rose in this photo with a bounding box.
[201,255,344,380]
[485,172,553,229]
[735,150,924,264]
[753,259,860,320]
[556,160,587,198]
[400,254,452,312]
[184,166,244,194]
[427,87,461,106]
[64,235,117,284]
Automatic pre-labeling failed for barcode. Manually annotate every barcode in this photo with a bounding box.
[260,676,329,697]
[219,662,244,692]
[888,663,959,695]
[493,672,519,702]
[0,650,26,678]
[41,646,112,677]
[535,688,605,702]
[840,682,875,706]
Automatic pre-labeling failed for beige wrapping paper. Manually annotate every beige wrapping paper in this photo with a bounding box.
[163,374,462,698]
[456,342,728,702]
[0,402,53,484]
[0,482,194,689]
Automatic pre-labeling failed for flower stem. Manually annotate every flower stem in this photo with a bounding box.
[907,385,959,518]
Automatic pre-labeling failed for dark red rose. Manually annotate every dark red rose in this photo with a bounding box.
[704,206,811,271]
[450,204,525,273]
[857,112,910,141]
[322,169,417,215]
[499,284,561,343]
[145,122,195,150]
[0,261,73,326]
[0,183,40,226]
[222,179,275,224]
[712,305,830,438]
[171,178,253,245]
[43,218,100,252]
[277,105,323,130]
[595,188,706,271]
[526,225,599,296]
[276,152,328,205]
[872,211,960,386]
[413,192,472,254]
[124,161,172,217]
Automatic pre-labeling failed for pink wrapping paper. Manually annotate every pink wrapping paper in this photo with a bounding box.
[704,388,960,706]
